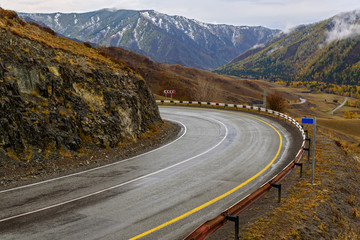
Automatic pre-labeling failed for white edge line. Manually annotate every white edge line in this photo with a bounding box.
[0,117,228,222]
[0,118,186,194]
[156,102,306,219]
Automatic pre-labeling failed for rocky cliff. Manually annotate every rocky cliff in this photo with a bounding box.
[0,9,162,168]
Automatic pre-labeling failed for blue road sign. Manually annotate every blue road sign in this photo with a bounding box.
[301,118,314,124]
[301,117,317,184]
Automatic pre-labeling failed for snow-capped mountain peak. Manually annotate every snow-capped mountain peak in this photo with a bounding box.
[19,9,279,70]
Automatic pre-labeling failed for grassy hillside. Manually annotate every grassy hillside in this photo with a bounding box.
[98,46,294,105]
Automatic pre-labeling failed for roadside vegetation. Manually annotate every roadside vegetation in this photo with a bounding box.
[0,8,141,79]
[1,7,359,239]
[204,80,360,239]
[237,131,360,239]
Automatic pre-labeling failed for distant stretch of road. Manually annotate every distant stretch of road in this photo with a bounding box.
[290,97,306,105]
[331,97,348,114]
[0,106,301,240]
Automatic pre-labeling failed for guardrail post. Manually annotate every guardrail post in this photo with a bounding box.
[304,138,311,161]
[304,129,309,139]
[294,162,303,177]
[270,183,282,203]
[225,214,239,240]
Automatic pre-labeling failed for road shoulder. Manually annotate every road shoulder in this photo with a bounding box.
[0,120,181,191]
[209,131,360,239]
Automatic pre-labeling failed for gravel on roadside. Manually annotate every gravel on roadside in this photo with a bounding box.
[0,120,182,191]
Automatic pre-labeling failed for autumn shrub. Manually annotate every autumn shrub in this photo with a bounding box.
[6,19,13,27]
[267,91,287,112]
[41,26,56,35]
[353,207,359,219]
[0,8,19,20]
[18,19,27,26]
[7,151,19,161]
[27,21,41,28]
[83,42,93,48]
[24,21,56,35]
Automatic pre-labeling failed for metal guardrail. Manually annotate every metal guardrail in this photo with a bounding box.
[156,100,306,240]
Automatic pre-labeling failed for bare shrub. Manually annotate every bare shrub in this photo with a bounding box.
[267,91,287,112]
[194,79,219,102]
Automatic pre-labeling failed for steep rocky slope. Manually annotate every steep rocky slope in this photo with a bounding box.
[0,9,162,168]
[19,9,279,70]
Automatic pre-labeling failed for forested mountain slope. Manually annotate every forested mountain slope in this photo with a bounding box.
[216,10,360,87]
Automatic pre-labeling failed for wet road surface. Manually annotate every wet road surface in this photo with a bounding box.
[0,106,299,240]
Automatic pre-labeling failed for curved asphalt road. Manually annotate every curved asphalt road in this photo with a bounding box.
[0,106,300,240]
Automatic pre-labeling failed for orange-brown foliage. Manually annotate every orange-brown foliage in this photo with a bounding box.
[0,8,127,73]
[83,42,93,48]
[267,91,287,112]
[41,26,56,36]
[98,47,270,103]
[0,8,19,20]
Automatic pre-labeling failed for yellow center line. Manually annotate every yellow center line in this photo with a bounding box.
[129,108,282,240]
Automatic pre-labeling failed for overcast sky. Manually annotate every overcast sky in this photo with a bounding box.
[2,0,360,29]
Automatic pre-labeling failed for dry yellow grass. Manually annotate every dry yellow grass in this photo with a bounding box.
[238,133,360,240]
[0,8,133,76]
[317,119,360,138]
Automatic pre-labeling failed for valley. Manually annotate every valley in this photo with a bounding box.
[0,5,360,240]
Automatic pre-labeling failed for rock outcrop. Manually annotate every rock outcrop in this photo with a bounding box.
[0,9,162,166]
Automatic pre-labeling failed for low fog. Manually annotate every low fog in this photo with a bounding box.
[325,9,360,44]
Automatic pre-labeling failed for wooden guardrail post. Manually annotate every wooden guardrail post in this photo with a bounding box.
[225,214,239,240]
[270,183,282,203]
[304,138,311,161]
[294,162,303,177]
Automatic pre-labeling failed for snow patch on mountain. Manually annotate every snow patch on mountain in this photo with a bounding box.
[19,9,279,70]
[54,13,61,27]
[74,14,78,25]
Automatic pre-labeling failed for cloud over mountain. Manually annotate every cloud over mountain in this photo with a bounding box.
[325,9,360,44]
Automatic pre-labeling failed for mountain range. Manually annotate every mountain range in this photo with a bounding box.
[215,10,360,86]
[19,9,279,70]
